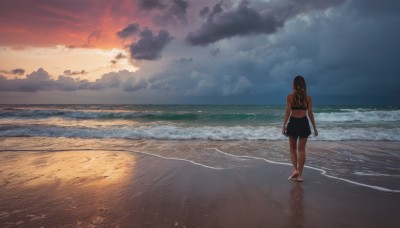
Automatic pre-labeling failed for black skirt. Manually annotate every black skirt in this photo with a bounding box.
[286,116,311,138]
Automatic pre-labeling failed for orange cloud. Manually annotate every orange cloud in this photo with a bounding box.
[0,0,151,49]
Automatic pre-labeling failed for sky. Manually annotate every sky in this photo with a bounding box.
[0,0,399,104]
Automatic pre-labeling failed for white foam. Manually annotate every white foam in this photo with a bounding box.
[354,171,400,177]
[1,125,400,141]
[208,148,400,193]
[128,149,225,170]
[316,110,400,122]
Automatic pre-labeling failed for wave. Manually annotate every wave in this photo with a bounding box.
[2,108,400,123]
[315,110,400,122]
[1,125,399,141]
[0,109,278,121]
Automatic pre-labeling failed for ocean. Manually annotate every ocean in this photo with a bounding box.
[1,104,399,192]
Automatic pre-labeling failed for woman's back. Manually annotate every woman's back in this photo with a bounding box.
[288,94,310,118]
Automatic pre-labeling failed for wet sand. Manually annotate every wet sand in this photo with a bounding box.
[0,150,399,227]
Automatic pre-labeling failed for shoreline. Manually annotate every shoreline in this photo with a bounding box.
[2,137,400,193]
[1,149,399,227]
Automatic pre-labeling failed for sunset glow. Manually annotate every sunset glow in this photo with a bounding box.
[0,0,399,104]
[0,46,137,81]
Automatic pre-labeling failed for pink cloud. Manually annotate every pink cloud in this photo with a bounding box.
[0,0,151,49]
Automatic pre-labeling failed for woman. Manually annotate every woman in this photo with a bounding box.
[282,75,318,182]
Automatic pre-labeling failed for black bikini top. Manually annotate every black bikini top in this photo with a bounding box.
[291,105,307,110]
[291,97,308,110]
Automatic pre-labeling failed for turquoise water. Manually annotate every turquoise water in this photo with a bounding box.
[0,104,399,140]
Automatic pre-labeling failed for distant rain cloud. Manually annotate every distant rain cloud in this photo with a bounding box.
[0,68,25,75]
[63,70,87,76]
[0,68,147,92]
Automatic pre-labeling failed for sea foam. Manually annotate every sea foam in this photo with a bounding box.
[1,124,399,141]
[315,110,400,122]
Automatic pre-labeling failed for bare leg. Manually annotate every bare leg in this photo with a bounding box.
[288,136,299,180]
[296,137,308,182]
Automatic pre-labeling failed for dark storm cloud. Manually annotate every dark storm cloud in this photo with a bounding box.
[0,68,25,75]
[136,0,188,15]
[141,0,400,104]
[187,0,345,46]
[116,23,141,39]
[136,0,189,24]
[0,68,147,92]
[116,24,173,61]
[207,2,223,23]
[137,0,165,10]
[169,0,188,20]
[129,28,173,60]
[199,6,210,18]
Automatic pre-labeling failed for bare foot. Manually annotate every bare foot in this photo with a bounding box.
[295,176,303,182]
[288,170,299,180]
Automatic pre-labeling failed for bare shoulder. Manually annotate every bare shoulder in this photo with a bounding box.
[307,95,312,105]
[286,94,293,104]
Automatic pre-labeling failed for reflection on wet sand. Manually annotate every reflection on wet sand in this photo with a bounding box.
[287,183,305,228]
[0,150,135,188]
[0,150,136,226]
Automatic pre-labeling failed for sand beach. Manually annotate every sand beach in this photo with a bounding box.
[1,145,399,227]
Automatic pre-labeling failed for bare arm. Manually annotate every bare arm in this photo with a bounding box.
[282,95,291,135]
[307,96,318,136]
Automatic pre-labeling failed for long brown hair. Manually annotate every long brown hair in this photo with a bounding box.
[292,75,307,107]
